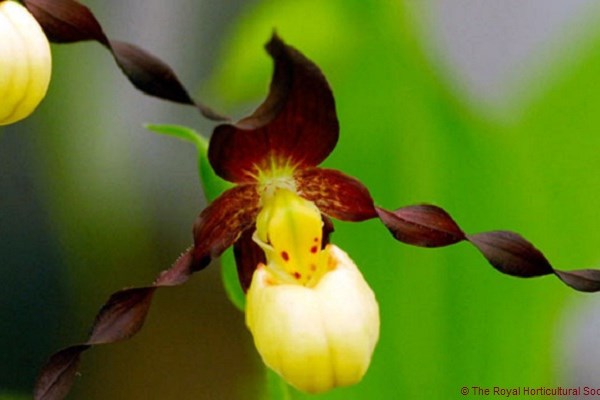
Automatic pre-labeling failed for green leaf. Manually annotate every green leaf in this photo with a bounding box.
[145,124,232,200]
[146,124,245,310]
[220,248,246,310]
[266,368,293,400]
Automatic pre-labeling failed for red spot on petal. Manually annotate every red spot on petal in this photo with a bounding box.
[310,246,318,254]
[293,272,301,280]
[314,237,319,242]
[281,251,289,262]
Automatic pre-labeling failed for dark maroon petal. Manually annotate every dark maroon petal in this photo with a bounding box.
[108,40,197,104]
[296,168,377,221]
[88,287,157,344]
[23,0,109,44]
[321,215,335,248]
[109,40,227,120]
[233,228,265,292]
[376,205,466,247]
[468,231,553,277]
[33,345,90,400]
[209,34,339,183]
[377,203,600,292]
[554,269,600,292]
[192,184,260,269]
[34,248,196,400]
[23,0,227,120]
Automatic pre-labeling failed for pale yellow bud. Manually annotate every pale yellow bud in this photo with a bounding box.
[0,0,51,125]
[246,245,380,394]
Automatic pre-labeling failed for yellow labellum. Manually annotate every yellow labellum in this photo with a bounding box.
[0,0,51,125]
[246,245,380,394]
[248,186,380,392]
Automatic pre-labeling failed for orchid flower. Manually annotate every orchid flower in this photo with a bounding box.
[34,34,600,400]
[0,0,225,125]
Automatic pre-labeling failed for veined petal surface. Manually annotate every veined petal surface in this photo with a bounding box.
[296,168,377,221]
[209,34,339,183]
[193,184,260,269]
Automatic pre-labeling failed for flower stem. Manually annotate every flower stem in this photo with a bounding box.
[266,367,293,400]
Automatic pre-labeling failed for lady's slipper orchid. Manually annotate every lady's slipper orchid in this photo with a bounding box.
[185,36,385,391]
[34,34,600,400]
[0,0,51,125]
[193,36,600,392]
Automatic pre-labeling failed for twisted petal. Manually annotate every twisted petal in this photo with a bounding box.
[554,269,600,292]
[34,248,196,400]
[193,184,260,269]
[296,168,377,221]
[376,205,465,247]
[377,204,600,292]
[22,0,109,44]
[22,0,227,120]
[34,184,259,399]
[209,34,339,183]
[467,231,552,277]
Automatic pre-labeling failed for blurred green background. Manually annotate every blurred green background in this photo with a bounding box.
[2,0,600,398]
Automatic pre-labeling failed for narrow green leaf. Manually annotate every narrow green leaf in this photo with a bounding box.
[266,368,293,400]
[145,123,232,200]
[145,124,244,310]
[221,248,246,310]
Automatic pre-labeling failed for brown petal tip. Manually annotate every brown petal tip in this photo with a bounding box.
[34,345,90,400]
[376,205,466,247]
[555,269,600,292]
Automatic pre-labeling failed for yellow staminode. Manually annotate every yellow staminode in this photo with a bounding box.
[254,188,328,286]
[247,188,380,393]
[0,1,51,125]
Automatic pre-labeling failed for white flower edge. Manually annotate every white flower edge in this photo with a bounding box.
[246,244,380,394]
[0,0,51,125]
